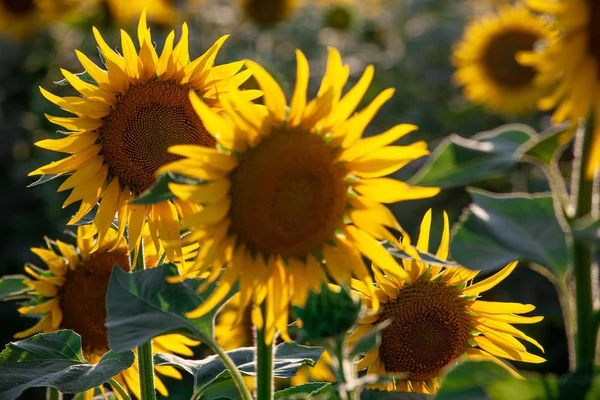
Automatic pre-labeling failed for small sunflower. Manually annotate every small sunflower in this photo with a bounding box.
[349,210,545,394]
[524,0,600,178]
[452,5,555,115]
[30,11,255,263]
[241,0,300,26]
[162,48,439,345]
[15,226,199,400]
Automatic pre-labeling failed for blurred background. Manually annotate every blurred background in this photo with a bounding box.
[0,0,568,398]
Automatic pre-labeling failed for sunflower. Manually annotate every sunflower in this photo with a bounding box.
[30,11,255,263]
[523,0,600,178]
[452,5,555,115]
[161,47,439,345]
[15,226,199,400]
[241,0,300,26]
[349,210,545,394]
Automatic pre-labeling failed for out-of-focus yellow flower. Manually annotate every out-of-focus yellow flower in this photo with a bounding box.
[524,0,600,178]
[452,5,556,115]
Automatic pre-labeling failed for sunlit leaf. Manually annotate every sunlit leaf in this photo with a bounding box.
[0,275,29,301]
[155,342,323,394]
[411,124,534,188]
[0,330,133,400]
[106,264,229,351]
[451,189,571,277]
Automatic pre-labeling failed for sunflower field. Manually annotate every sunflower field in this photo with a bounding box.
[0,0,598,399]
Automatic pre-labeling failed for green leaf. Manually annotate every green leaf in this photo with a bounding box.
[275,382,333,399]
[349,321,389,358]
[155,342,324,392]
[54,70,96,85]
[410,124,534,188]
[436,360,513,400]
[105,264,228,351]
[518,123,573,166]
[0,275,29,300]
[360,389,433,399]
[384,242,458,268]
[131,173,202,205]
[27,173,65,188]
[154,348,253,389]
[451,189,571,277]
[0,330,134,399]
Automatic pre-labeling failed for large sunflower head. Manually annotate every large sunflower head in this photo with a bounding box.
[15,226,199,399]
[349,210,546,394]
[161,48,440,344]
[524,0,600,178]
[452,5,555,115]
[30,11,255,263]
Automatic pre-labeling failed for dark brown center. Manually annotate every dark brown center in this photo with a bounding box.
[587,0,600,68]
[229,129,347,257]
[2,0,35,15]
[481,30,539,88]
[99,80,215,195]
[378,279,471,381]
[59,249,130,357]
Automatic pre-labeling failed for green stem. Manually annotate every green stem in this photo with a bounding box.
[46,387,62,400]
[571,119,597,369]
[332,338,357,400]
[109,378,132,400]
[255,319,274,400]
[132,238,156,400]
[204,344,254,400]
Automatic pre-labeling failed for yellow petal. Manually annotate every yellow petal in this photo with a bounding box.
[461,261,518,296]
[470,300,535,315]
[465,348,524,379]
[436,211,450,261]
[289,49,309,127]
[245,60,287,124]
[340,124,419,161]
[169,180,230,204]
[474,336,546,364]
[188,92,244,151]
[343,225,410,283]
[416,209,432,253]
[353,178,440,203]
[120,29,139,80]
[186,266,238,319]
[14,315,53,339]
[324,65,374,127]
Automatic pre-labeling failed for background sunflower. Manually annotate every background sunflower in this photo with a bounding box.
[452,5,556,115]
